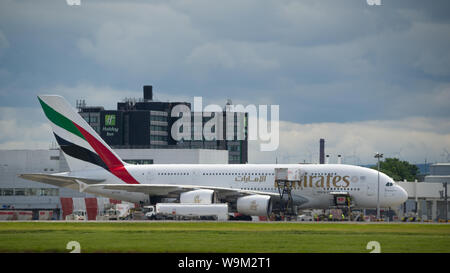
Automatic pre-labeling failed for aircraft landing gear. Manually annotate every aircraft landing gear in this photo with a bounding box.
[275,180,295,218]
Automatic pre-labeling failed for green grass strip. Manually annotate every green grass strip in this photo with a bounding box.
[0,222,449,253]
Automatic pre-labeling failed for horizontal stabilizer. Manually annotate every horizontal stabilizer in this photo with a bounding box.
[18,173,105,191]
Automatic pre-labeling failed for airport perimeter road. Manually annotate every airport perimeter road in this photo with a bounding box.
[0,222,449,253]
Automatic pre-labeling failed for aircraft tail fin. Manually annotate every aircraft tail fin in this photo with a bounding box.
[37,95,130,176]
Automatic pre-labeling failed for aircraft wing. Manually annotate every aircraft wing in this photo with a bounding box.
[19,173,106,191]
[86,184,280,202]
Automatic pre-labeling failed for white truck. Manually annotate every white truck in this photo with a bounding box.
[297,211,314,221]
[144,203,229,221]
[65,210,87,221]
[114,203,133,220]
[297,209,323,221]
[97,203,133,220]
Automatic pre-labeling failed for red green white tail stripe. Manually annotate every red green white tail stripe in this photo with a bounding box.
[38,95,139,184]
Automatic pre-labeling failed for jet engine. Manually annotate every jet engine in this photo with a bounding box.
[237,195,272,217]
[180,189,216,204]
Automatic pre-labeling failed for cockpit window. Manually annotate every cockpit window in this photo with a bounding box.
[385,182,394,187]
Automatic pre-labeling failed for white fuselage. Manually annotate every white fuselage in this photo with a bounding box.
[73,163,408,209]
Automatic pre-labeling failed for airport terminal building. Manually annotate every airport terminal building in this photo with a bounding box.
[398,163,450,221]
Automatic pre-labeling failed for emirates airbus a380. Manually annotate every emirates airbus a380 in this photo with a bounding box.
[20,95,408,217]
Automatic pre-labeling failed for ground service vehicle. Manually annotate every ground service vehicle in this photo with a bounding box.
[144,203,228,221]
[65,210,86,221]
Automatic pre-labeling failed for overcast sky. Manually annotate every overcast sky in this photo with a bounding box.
[0,0,449,165]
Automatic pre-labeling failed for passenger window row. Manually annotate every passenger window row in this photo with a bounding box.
[203,173,274,176]
[239,188,361,191]
[241,188,275,191]
[158,173,189,176]
[157,172,275,176]
[325,188,360,191]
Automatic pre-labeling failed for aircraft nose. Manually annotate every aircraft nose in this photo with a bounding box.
[398,186,408,203]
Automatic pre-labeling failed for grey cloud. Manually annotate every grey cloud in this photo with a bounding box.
[0,106,53,149]
[0,30,9,53]
[249,117,450,165]
[169,0,412,46]
[76,2,203,78]
[0,0,449,163]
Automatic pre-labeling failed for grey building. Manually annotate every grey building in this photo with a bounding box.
[424,163,450,183]
[77,104,103,134]
[0,149,88,219]
[396,163,450,222]
[78,85,248,164]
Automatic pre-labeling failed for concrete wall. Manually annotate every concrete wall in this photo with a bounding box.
[397,181,445,199]
[397,181,448,221]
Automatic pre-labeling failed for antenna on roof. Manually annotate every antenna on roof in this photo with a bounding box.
[76,99,86,111]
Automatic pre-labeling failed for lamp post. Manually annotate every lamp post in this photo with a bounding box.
[374,153,383,220]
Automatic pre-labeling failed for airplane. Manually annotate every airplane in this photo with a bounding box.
[20,95,408,217]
